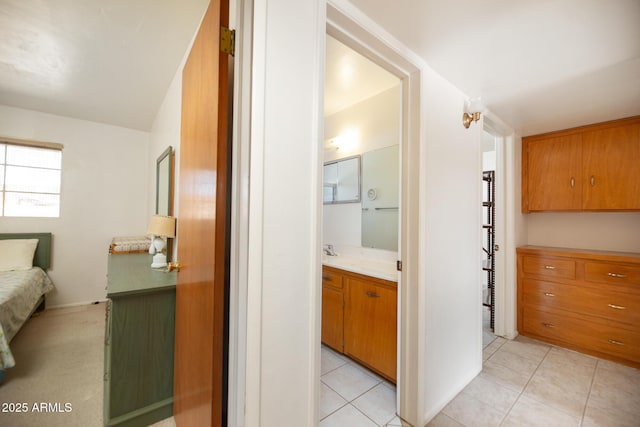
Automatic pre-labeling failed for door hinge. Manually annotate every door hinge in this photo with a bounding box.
[220,26,235,56]
[397,260,402,272]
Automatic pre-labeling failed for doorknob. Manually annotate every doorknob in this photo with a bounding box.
[167,262,181,272]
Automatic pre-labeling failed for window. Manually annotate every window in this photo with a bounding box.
[0,140,62,218]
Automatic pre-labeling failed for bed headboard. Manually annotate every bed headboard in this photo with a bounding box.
[0,232,52,270]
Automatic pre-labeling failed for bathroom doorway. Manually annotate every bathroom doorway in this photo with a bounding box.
[481,126,507,344]
[320,34,404,425]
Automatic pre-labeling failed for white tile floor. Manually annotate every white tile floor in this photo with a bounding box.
[320,345,404,426]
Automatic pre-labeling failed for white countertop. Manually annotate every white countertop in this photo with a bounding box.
[322,254,398,282]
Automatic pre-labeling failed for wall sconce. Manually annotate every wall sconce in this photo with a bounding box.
[462,97,484,129]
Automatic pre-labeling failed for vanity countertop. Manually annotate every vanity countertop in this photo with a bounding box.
[322,254,397,282]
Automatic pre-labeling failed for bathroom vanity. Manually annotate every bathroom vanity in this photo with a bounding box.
[321,256,397,382]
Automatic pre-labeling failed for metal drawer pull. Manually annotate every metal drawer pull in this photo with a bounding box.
[365,291,380,298]
[544,265,556,270]
[544,292,555,297]
[570,177,575,188]
[322,276,332,282]
[590,175,595,187]
[542,323,555,328]
[607,304,626,310]
[608,339,624,346]
[607,272,627,278]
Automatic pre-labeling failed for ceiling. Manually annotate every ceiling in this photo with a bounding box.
[349,0,640,136]
[0,1,638,136]
[0,0,208,131]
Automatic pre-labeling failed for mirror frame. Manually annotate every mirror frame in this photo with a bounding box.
[155,146,173,216]
[323,154,361,204]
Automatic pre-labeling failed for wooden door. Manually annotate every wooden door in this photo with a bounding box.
[582,124,640,210]
[525,134,582,211]
[344,277,397,382]
[173,0,232,425]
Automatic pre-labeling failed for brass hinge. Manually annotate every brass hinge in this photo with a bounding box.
[397,260,403,272]
[221,26,235,56]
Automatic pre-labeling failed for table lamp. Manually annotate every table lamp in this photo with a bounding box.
[146,214,176,268]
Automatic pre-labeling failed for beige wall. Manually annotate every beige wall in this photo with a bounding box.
[0,104,150,307]
[527,212,640,252]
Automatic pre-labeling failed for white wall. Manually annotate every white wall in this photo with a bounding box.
[323,84,401,248]
[0,105,150,307]
[243,0,325,425]
[420,66,483,421]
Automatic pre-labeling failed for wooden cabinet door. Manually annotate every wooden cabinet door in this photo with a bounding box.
[582,124,640,210]
[526,134,582,211]
[344,277,397,381]
[322,286,344,352]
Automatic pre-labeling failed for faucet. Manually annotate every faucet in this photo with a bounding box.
[323,244,337,256]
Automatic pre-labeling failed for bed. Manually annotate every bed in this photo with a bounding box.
[0,233,54,374]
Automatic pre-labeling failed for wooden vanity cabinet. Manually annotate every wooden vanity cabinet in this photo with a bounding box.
[321,266,344,352]
[321,265,397,382]
[344,275,397,382]
[517,246,640,368]
[522,116,640,212]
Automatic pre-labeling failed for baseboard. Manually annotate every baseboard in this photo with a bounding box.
[46,299,108,310]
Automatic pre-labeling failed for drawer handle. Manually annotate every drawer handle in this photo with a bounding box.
[607,304,626,310]
[608,339,624,346]
[542,323,555,328]
[322,276,332,282]
[543,292,555,297]
[365,291,380,298]
[544,265,556,270]
[570,177,575,188]
[607,272,627,278]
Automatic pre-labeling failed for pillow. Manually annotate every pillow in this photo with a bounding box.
[0,239,39,272]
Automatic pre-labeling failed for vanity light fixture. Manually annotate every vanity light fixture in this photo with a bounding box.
[146,214,176,268]
[462,97,484,129]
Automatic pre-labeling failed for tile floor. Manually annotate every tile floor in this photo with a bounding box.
[429,334,640,427]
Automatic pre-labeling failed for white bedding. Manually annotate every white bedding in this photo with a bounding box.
[0,267,54,370]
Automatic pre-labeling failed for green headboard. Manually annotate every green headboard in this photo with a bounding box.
[0,232,52,270]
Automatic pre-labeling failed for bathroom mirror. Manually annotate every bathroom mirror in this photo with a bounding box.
[361,145,399,251]
[156,146,173,216]
[323,155,361,204]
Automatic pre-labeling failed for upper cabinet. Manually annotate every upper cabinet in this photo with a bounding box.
[522,116,640,212]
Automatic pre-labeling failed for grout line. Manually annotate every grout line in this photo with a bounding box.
[580,359,599,427]
[497,342,551,426]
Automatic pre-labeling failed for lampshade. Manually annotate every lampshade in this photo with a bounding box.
[146,215,176,238]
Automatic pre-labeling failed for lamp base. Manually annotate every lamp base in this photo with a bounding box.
[151,253,168,269]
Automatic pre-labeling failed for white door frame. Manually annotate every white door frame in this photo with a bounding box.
[327,1,424,424]
[484,113,518,339]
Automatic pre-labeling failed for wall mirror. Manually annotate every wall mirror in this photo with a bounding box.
[156,146,173,216]
[323,155,361,204]
[362,145,399,251]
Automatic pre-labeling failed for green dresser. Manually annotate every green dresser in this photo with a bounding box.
[104,254,176,427]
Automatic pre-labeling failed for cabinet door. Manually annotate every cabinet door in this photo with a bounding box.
[526,134,582,211]
[582,124,640,210]
[344,277,397,381]
[322,286,344,352]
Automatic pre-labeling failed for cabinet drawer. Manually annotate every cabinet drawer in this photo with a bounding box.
[322,268,343,289]
[523,256,576,280]
[522,279,640,328]
[523,307,640,363]
[585,262,640,286]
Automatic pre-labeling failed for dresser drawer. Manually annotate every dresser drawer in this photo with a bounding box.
[585,262,640,286]
[522,279,640,328]
[522,256,576,280]
[322,268,343,289]
[523,307,640,363]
